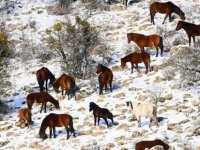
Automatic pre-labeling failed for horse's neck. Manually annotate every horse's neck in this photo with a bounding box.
[39,120,48,135]
[173,5,181,15]
[124,55,132,63]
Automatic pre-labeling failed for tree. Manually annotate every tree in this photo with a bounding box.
[45,16,100,78]
[164,46,200,86]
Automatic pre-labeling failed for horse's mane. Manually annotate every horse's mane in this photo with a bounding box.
[170,1,184,15]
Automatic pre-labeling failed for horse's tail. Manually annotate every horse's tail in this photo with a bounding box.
[69,116,75,137]
[159,36,163,56]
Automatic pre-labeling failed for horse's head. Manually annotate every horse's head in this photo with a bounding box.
[175,21,183,31]
[96,63,103,74]
[127,33,132,43]
[120,58,126,69]
[40,133,48,140]
[89,102,98,112]
[180,11,185,20]
[53,83,59,93]
[49,74,56,85]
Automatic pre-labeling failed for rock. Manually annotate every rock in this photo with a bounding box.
[29,141,43,149]
[132,131,141,138]
[105,143,115,149]
[154,76,164,83]
[110,4,126,11]
[183,94,192,99]
[79,130,92,135]
[129,87,142,91]
[164,94,173,100]
[0,140,9,147]
[193,127,200,136]
[158,97,165,103]
[170,45,192,55]
[116,123,129,130]
[91,131,104,136]
[117,115,126,120]
[158,108,168,114]
[192,100,199,107]
[0,124,12,131]
[113,92,125,98]
[78,107,86,112]
[137,95,148,101]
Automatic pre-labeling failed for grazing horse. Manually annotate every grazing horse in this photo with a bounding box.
[135,139,169,150]
[39,113,76,140]
[17,108,32,128]
[176,21,200,46]
[96,64,113,95]
[53,74,76,100]
[89,102,114,128]
[121,52,150,74]
[26,92,60,113]
[36,67,55,92]
[127,33,163,57]
[150,1,185,24]
[126,101,157,127]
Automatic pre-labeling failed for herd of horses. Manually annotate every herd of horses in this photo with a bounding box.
[15,1,200,149]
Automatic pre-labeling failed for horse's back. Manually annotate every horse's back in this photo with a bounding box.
[62,75,75,89]
[150,1,171,13]
[99,68,113,84]
[47,113,72,126]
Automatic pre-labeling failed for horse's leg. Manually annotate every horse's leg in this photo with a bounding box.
[144,61,148,74]
[49,127,52,138]
[131,63,134,73]
[162,13,169,24]
[104,118,109,128]
[156,47,159,57]
[65,127,70,140]
[99,83,103,95]
[136,63,140,73]
[168,13,171,22]
[105,84,108,92]
[45,80,48,91]
[193,36,195,45]
[53,127,56,138]
[94,116,97,126]
[44,102,47,113]
[98,117,100,126]
[188,36,191,46]
[40,103,44,113]
[110,82,112,93]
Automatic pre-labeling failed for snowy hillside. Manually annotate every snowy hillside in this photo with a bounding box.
[0,0,200,149]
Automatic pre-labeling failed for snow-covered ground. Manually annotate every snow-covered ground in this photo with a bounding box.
[0,0,200,149]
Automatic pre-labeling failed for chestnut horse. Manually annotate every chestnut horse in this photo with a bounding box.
[176,21,200,46]
[96,64,113,95]
[150,1,185,24]
[127,33,163,57]
[121,52,150,74]
[53,74,76,100]
[89,102,114,128]
[39,113,75,140]
[17,108,32,128]
[135,139,169,150]
[36,67,55,92]
[26,92,60,113]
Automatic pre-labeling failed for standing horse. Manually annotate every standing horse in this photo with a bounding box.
[135,139,169,150]
[39,113,76,140]
[89,102,114,128]
[53,74,76,100]
[176,21,200,46]
[96,64,113,95]
[150,1,185,24]
[36,67,55,92]
[17,108,32,128]
[121,52,150,74]
[26,92,60,113]
[127,33,163,57]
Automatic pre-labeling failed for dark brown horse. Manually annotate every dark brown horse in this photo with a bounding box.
[39,113,75,140]
[17,108,32,128]
[135,139,169,150]
[127,33,163,57]
[150,1,185,24]
[176,21,200,46]
[36,67,55,92]
[96,64,113,95]
[89,102,114,128]
[53,74,76,100]
[26,92,60,113]
[121,52,150,74]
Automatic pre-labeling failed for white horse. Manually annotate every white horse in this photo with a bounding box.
[126,101,157,127]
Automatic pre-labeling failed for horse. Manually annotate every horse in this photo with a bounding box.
[17,108,32,128]
[96,64,113,95]
[126,101,157,127]
[135,139,170,150]
[89,102,114,128]
[150,1,185,24]
[121,52,150,74]
[39,113,76,140]
[127,33,163,57]
[176,21,200,46]
[26,92,60,113]
[53,74,76,100]
[36,67,55,92]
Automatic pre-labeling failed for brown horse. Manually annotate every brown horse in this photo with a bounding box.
[53,74,76,100]
[121,52,150,74]
[176,21,200,46]
[89,102,114,128]
[26,92,60,113]
[36,67,55,92]
[127,33,163,57]
[135,139,169,150]
[39,113,75,140]
[17,108,32,128]
[150,1,185,24]
[96,64,113,95]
